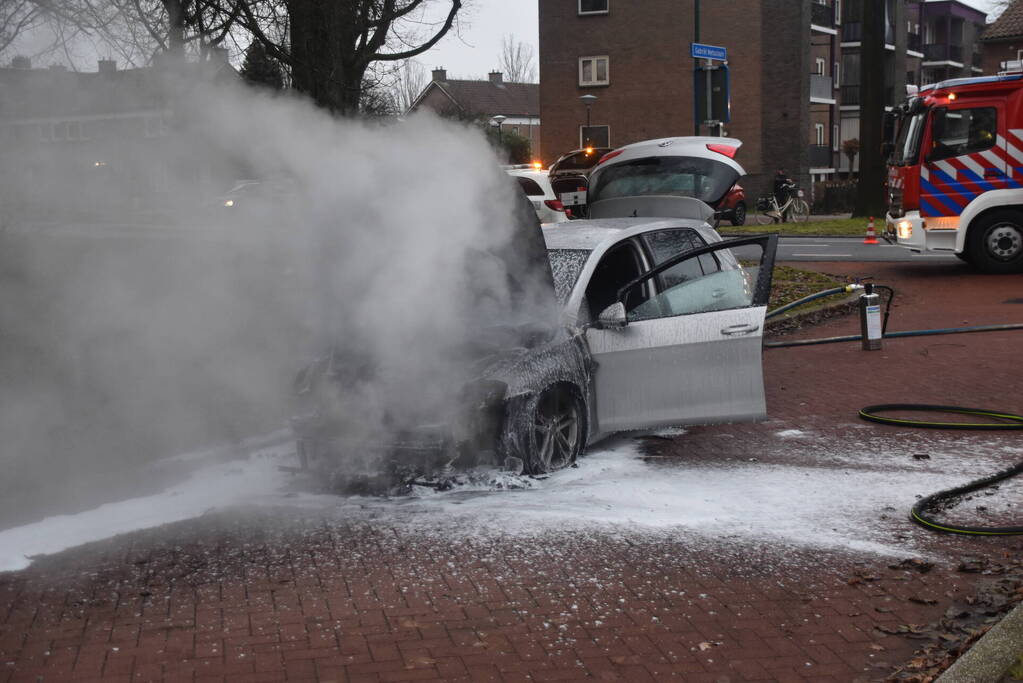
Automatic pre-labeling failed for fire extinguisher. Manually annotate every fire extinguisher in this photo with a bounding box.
[859,283,883,351]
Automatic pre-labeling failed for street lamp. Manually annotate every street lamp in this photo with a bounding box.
[580,94,597,147]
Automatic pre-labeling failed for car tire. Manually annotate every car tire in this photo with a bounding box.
[525,385,584,475]
[967,211,1023,274]
[730,202,747,226]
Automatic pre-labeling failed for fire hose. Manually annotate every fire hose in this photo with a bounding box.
[766,285,1023,535]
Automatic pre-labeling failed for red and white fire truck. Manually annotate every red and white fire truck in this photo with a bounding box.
[885,73,1023,273]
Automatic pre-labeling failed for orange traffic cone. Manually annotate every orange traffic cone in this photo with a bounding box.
[863,216,879,244]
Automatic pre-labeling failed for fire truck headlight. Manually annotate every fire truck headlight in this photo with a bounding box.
[897,220,912,239]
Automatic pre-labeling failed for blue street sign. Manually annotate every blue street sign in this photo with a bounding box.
[691,43,727,61]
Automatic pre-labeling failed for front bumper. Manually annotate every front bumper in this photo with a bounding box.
[885,211,959,253]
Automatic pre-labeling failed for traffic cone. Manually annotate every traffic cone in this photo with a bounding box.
[863,216,879,244]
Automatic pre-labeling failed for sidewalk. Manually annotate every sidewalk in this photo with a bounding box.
[1,260,1021,682]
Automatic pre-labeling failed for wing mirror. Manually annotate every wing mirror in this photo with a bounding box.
[596,302,627,330]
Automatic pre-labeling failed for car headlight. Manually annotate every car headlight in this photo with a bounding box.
[224,199,234,207]
[897,220,912,239]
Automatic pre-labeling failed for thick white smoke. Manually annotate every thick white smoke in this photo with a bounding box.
[0,66,544,525]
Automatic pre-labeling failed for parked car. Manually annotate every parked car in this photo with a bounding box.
[207,178,300,223]
[505,168,571,223]
[293,138,777,487]
[547,146,614,218]
[712,183,747,227]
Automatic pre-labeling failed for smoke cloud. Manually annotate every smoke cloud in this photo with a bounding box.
[0,65,544,526]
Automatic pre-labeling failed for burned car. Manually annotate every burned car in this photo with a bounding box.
[291,137,777,490]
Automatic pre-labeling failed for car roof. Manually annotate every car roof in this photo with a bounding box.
[542,217,716,251]
[506,169,550,180]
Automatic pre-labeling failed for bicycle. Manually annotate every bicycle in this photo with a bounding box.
[754,184,810,225]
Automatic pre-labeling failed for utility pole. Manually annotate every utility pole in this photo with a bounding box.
[694,0,701,135]
[852,0,887,217]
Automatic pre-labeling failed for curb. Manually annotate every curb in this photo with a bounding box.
[936,600,1023,683]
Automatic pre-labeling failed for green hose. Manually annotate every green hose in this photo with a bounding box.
[859,404,1023,535]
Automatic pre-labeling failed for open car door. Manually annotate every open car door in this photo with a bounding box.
[585,234,777,433]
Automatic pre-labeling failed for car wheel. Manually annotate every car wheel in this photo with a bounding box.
[527,386,584,474]
[967,211,1023,274]
[730,202,747,226]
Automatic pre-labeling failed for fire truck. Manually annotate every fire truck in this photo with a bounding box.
[885,73,1023,274]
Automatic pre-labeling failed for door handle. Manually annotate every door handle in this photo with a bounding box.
[720,323,760,336]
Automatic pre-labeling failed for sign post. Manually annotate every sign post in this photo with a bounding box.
[691,43,729,137]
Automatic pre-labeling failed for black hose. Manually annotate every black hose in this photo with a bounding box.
[764,323,1023,349]
[858,404,1023,535]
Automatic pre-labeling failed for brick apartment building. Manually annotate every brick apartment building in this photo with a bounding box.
[538,0,987,201]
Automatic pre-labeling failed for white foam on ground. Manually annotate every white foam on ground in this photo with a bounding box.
[1,433,1018,572]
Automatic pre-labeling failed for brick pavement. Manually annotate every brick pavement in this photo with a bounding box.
[1,260,1022,682]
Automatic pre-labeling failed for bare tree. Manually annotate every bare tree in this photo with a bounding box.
[392,59,426,113]
[0,0,45,59]
[498,34,534,83]
[235,0,463,115]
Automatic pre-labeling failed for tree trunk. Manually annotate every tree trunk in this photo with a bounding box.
[852,0,887,217]
[287,0,365,114]
[163,0,186,55]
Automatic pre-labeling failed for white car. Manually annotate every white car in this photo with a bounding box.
[506,168,571,224]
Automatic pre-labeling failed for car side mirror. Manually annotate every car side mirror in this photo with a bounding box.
[597,302,627,330]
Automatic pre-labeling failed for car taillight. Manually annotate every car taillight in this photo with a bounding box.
[544,199,566,212]
[597,149,624,165]
[706,143,738,158]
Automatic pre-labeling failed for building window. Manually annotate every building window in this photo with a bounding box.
[833,124,840,151]
[580,124,610,148]
[579,56,609,86]
[815,123,825,146]
[579,0,608,15]
[834,61,840,87]
[815,57,826,75]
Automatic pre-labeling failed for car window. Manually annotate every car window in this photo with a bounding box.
[515,177,546,197]
[589,156,740,205]
[641,229,719,289]
[623,241,767,322]
[585,241,648,320]
[547,248,591,305]
[929,106,996,162]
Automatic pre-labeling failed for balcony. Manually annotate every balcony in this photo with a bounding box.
[907,33,922,53]
[811,74,834,101]
[923,43,964,64]
[842,22,862,42]
[811,2,835,28]
[841,85,859,105]
[809,145,833,168]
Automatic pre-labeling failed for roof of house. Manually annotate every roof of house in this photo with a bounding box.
[0,59,236,121]
[412,78,539,118]
[983,0,1023,41]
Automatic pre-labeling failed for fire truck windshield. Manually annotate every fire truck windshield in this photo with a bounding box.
[892,111,927,166]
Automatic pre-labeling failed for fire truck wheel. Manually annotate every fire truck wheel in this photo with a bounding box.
[968,211,1023,274]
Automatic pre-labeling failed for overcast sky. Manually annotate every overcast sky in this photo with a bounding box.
[421,0,1003,82]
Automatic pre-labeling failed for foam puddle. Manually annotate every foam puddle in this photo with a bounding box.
[1,429,1019,572]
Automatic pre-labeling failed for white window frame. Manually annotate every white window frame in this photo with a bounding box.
[578,0,609,15]
[833,124,840,151]
[815,57,826,75]
[834,61,840,87]
[815,123,825,146]
[579,56,610,87]
[579,124,611,148]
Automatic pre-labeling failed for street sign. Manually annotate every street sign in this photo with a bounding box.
[690,43,727,61]
[694,64,731,124]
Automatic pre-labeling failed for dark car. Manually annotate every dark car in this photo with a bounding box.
[547,146,614,219]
